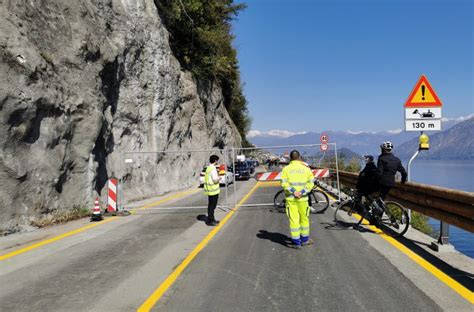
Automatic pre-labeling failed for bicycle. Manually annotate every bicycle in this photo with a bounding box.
[334,189,409,237]
[273,180,330,214]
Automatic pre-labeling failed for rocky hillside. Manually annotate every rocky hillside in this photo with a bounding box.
[0,0,242,233]
[396,117,474,160]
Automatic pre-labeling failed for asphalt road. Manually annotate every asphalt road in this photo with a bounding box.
[154,183,442,312]
[0,175,471,311]
[0,180,255,312]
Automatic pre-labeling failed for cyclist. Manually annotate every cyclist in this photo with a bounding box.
[356,155,379,197]
[350,155,378,218]
[371,141,407,221]
[376,141,407,200]
[356,155,379,196]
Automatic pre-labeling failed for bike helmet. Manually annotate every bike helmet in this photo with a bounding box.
[380,141,393,152]
[363,155,374,162]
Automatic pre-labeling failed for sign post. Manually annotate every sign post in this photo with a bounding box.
[404,75,452,252]
[318,133,329,165]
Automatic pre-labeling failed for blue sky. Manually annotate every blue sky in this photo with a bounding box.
[232,0,473,133]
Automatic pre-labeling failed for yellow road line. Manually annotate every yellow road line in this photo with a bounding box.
[132,188,201,212]
[330,188,473,302]
[258,181,280,188]
[0,188,200,261]
[317,186,338,201]
[350,211,474,304]
[0,217,118,261]
[137,182,262,312]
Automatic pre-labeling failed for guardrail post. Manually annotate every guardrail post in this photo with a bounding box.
[438,221,449,245]
[430,221,455,252]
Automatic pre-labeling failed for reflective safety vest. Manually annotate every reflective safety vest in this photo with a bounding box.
[204,164,220,196]
[281,160,314,201]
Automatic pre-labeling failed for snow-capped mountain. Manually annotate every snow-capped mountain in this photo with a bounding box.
[248,114,473,158]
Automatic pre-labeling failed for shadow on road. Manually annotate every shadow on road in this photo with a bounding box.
[256,230,291,247]
[322,221,377,234]
[323,222,473,292]
[395,235,474,292]
[197,214,208,223]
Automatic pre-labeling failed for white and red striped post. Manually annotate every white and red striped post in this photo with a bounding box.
[107,178,117,212]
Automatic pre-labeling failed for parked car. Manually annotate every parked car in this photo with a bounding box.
[199,165,234,187]
[249,159,259,169]
[233,161,252,180]
[246,160,256,174]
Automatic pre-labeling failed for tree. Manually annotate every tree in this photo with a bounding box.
[155,0,251,140]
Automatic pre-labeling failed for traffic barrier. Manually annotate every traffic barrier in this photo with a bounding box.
[91,197,103,221]
[313,169,329,178]
[256,172,282,181]
[108,178,117,212]
[256,169,329,181]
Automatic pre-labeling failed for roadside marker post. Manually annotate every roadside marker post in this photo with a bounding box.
[107,178,118,212]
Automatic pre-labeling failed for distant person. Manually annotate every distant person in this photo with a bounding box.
[204,155,221,226]
[376,141,407,201]
[356,155,379,196]
[281,150,315,249]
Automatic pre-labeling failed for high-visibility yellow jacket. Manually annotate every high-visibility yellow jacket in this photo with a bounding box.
[204,164,220,196]
[281,160,314,201]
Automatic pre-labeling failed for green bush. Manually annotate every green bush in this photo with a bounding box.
[344,157,362,173]
[410,211,432,234]
[156,0,251,140]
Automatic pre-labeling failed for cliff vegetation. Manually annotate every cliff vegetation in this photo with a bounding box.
[155,0,251,144]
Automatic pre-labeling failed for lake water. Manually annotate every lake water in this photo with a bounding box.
[408,159,474,258]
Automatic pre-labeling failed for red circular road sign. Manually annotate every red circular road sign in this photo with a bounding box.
[320,144,328,152]
[320,133,329,143]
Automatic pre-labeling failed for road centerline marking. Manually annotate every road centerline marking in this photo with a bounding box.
[137,182,262,312]
[0,188,199,261]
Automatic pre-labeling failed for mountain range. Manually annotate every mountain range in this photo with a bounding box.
[248,115,474,160]
[396,117,474,160]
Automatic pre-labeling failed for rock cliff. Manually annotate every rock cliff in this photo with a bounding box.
[0,0,241,233]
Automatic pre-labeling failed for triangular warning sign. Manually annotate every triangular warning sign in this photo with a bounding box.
[405,75,442,107]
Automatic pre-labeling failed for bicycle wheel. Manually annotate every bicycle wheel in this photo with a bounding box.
[273,190,286,213]
[334,199,363,226]
[310,190,329,213]
[377,201,409,237]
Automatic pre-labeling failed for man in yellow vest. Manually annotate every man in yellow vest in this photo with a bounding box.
[281,150,315,248]
[204,155,221,226]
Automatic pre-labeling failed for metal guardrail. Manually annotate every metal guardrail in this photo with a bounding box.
[335,170,474,233]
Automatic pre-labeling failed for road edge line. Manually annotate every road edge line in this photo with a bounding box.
[329,186,473,302]
[0,217,118,261]
[137,182,262,312]
[0,188,199,261]
[351,212,474,304]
